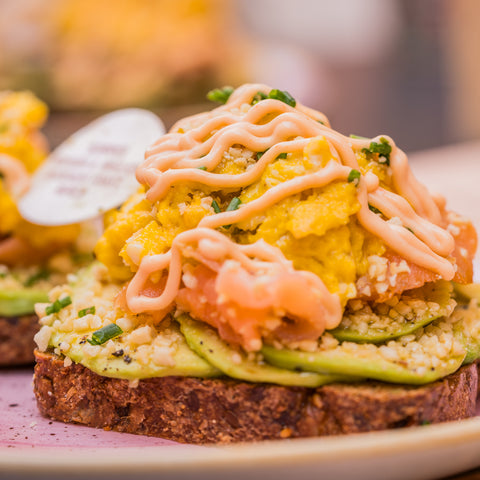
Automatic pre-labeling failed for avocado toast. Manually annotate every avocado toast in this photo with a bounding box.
[0,91,94,365]
[34,84,480,443]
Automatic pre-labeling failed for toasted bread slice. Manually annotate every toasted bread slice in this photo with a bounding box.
[33,350,478,444]
[0,314,38,366]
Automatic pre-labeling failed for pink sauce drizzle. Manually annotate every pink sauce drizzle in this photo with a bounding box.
[126,83,457,336]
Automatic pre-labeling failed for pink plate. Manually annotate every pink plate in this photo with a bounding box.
[0,368,198,449]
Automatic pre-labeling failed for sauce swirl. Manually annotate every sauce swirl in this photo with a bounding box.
[126,84,458,342]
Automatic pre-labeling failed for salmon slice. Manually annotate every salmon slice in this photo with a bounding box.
[357,215,477,302]
[176,264,329,351]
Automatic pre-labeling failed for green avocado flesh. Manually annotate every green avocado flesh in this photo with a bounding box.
[0,289,48,316]
[50,327,221,380]
[454,283,480,303]
[262,343,464,385]
[47,265,480,386]
[177,315,353,387]
[262,308,479,385]
[329,281,454,344]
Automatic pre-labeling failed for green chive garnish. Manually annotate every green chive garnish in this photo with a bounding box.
[207,86,234,104]
[256,150,267,160]
[87,323,123,346]
[226,197,241,212]
[268,89,296,107]
[362,137,392,165]
[277,153,288,160]
[78,306,96,318]
[197,166,207,171]
[211,200,221,214]
[347,169,361,185]
[251,91,268,105]
[24,268,50,287]
[406,226,415,234]
[350,134,369,140]
[368,204,382,215]
[45,296,72,315]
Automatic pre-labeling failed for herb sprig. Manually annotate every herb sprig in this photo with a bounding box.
[87,323,123,346]
[207,86,234,104]
[347,169,361,186]
[251,89,296,107]
[362,137,392,165]
[45,296,72,315]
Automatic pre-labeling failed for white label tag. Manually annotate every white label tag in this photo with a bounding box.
[19,109,165,226]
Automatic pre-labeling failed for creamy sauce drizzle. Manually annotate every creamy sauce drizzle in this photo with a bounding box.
[127,83,457,331]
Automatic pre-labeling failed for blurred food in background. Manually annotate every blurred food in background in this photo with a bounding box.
[0,0,243,110]
[0,91,90,265]
[0,0,479,152]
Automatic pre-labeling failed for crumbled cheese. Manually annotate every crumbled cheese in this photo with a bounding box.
[128,325,153,345]
[34,326,53,352]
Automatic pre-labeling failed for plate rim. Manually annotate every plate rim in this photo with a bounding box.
[2,416,480,474]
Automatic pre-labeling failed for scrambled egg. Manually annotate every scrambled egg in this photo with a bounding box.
[0,91,80,250]
[96,137,385,303]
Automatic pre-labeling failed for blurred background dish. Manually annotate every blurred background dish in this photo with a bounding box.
[0,0,479,152]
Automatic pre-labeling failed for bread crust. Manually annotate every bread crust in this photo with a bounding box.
[0,314,38,366]
[33,351,478,444]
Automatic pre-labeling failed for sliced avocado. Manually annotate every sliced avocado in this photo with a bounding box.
[450,303,480,364]
[0,289,48,317]
[454,283,480,304]
[330,281,455,344]
[177,314,352,387]
[262,322,466,385]
[49,325,221,380]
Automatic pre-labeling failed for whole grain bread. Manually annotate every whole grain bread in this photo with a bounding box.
[34,351,478,444]
[0,314,39,366]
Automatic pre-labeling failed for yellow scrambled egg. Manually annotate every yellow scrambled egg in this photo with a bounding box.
[96,137,385,303]
[0,91,80,250]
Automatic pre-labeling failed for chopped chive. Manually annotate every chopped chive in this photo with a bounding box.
[350,134,369,140]
[347,169,361,185]
[211,200,221,214]
[251,91,268,105]
[362,137,392,166]
[368,204,382,215]
[78,306,96,318]
[268,89,296,107]
[87,323,123,346]
[256,149,268,160]
[0,272,6,279]
[406,226,415,234]
[206,86,234,104]
[317,120,325,125]
[45,296,72,315]
[226,197,241,212]
[24,268,50,287]
[421,420,431,426]
[277,153,288,160]
[197,166,207,171]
